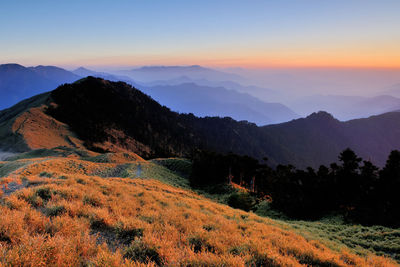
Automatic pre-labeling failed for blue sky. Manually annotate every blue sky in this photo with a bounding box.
[1,0,399,67]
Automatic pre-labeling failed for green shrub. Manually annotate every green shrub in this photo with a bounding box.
[0,231,11,243]
[246,251,280,267]
[124,240,162,265]
[114,223,144,245]
[88,214,108,230]
[45,205,66,217]
[290,250,342,267]
[39,172,53,178]
[24,194,39,207]
[202,224,216,232]
[139,216,154,224]
[35,187,52,201]
[76,178,86,184]
[227,192,255,212]
[188,236,215,253]
[229,244,250,256]
[83,195,101,207]
[52,190,69,200]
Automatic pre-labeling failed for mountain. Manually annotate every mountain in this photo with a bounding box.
[72,67,100,77]
[118,65,244,83]
[260,111,400,167]
[0,64,80,110]
[0,63,294,125]
[28,65,80,83]
[72,67,137,85]
[141,83,298,125]
[142,76,283,102]
[74,68,296,125]
[2,77,400,168]
[142,75,279,97]
[383,83,400,98]
[290,94,400,120]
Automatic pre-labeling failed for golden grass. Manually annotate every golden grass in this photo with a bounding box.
[11,106,85,150]
[0,156,397,266]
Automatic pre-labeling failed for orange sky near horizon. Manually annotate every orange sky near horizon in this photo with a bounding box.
[57,47,400,69]
[2,1,399,70]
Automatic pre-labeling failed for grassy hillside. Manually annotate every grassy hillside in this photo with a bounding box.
[0,150,397,266]
[255,202,400,264]
[0,92,52,152]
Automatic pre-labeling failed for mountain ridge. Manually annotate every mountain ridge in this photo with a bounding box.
[2,77,400,168]
[118,64,244,83]
[0,63,80,110]
[141,82,299,125]
[0,63,299,125]
[291,94,400,120]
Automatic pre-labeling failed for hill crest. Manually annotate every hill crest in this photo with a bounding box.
[2,77,400,168]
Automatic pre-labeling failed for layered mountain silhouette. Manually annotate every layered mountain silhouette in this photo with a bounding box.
[0,64,80,110]
[140,75,280,101]
[141,83,298,125]
[1,77,400,168]
[384,83,400,98]
[119,65,244,83]
[1,64,298,125]
[72,67,136,85]
[73,67,298,124]
[291,94,400,120]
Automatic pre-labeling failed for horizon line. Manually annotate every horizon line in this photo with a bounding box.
[2,62,400,71]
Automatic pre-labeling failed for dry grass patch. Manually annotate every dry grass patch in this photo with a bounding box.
[0,156,397,266]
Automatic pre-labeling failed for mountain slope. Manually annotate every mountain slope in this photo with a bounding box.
[141,83,298,125]
[2,77,400,168]
[0,152,394,266]
[0,64,80,110]
[0,92,52,152]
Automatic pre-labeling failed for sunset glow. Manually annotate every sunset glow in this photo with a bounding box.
[1,0,399,68]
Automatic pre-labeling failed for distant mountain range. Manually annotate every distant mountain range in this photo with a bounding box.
[3,63,400,127]
[0,64,298,125]
[72,67,137,85]
[141,76,282,102]
[2,77,400,168]
[141,83,298,125]
[291,94,400,120]
[75,66,294,124]
[383,83,400,98]
[0,64,80,110]
[117,65,244,83]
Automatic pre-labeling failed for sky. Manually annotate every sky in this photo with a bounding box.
[1,0,400,68]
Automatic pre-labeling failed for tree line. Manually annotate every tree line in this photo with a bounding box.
[190,148,400,227]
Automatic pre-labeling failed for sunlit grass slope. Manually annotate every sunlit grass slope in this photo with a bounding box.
[0,152,397,266]
[255,201,400,264]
